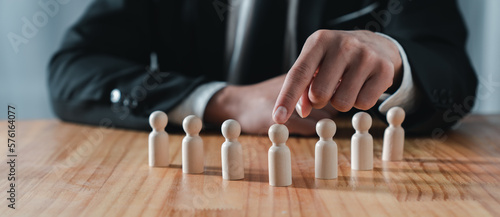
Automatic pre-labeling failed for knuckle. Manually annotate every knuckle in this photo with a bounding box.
[281,90,297,103]
[309,30,330,45]
[359,47,377,64]
[379,60,394,74]
[384,78,394,89]
[378,61,395,87]
[331,97,353,112]
[355,97,376,110]
[339,36,360,52]
[290,62,312,80]
[309,86,331,105]
[381,76,394,89]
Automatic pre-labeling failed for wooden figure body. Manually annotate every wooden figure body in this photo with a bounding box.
[182,115,204,174]
[149,111,170,167]
[268,124,292,187]
[351,112,373,171]
[221,119,244,180]
[315,119,338,179]
[382,107,405,161]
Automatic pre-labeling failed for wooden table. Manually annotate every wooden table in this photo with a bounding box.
[1,115,500,216]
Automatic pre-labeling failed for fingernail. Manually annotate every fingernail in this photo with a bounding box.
[295,103,304,118]
[273,106,288,124]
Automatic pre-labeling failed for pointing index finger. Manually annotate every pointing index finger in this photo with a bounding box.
[273,40,325,124]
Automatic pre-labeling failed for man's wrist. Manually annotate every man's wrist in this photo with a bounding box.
[204,85,240,125]
[167,81,227,125]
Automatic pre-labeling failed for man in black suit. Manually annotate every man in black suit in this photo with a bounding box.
[49,0,477,136]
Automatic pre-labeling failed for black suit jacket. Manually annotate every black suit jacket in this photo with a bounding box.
[49,0,477,135]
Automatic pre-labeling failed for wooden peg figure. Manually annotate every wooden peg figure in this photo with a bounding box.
[268,124,292,187]
[315,119,338,179]
[351,112,373,170]
[382,107,405,161]
[182,115,204,174]
[149,111,170,167]
[221,119,244,180]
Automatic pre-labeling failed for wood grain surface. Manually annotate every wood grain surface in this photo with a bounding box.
[1,115,500,216]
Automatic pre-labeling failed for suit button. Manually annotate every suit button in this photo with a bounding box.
[110,89,121,103]
[131,100,138,109]
[123,98,130,107]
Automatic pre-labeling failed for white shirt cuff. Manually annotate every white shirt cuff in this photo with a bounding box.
[168,81,227,125]
[375,32,420,114]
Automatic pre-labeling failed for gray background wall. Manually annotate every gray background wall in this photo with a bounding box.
[1,0,94,119]
[458,0,500,114]
[1,0,499,120]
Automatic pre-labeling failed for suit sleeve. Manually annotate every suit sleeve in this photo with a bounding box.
[48,1,207,130]
[378,0,478,135]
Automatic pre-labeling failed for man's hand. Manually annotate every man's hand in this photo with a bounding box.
[204,75,337,136]
[273,30,403,124]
